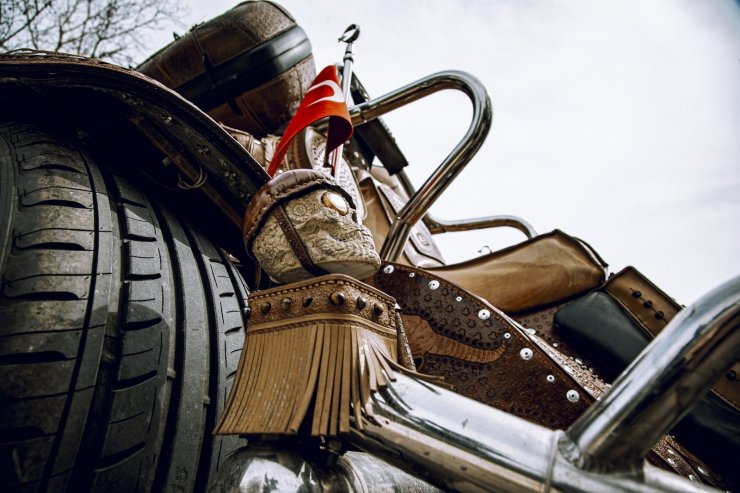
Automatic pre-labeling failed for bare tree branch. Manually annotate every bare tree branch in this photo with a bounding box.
[0,0,186,65]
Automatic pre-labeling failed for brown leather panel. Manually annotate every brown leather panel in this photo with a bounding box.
[428,230,607,313]
[247,274,397,330]
[139,2,295,88]
[514,302,604,375]
[242,169,355,252]
[271,205,328,277]
[604,266,681,338]
[139,2,315,136]
[606,266,739,412]
[374,262,594,429]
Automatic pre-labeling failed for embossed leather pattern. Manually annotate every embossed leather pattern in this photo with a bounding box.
[373,262,593,429]
[139,1,315,136]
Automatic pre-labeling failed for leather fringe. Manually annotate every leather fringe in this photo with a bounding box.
[215,316,417,437]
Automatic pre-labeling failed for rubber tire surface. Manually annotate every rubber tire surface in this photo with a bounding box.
[0,122,248,492]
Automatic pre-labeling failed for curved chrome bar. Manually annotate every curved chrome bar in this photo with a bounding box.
[349,372,712,493]
[347,70,493,261]
[423,213,537,238]
[563,274,740,472]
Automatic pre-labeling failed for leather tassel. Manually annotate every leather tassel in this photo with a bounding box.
[214,274,426,438]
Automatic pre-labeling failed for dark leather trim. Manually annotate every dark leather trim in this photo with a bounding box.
[271,205,328,277]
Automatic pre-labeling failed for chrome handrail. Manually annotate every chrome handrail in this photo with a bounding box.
[562,274,740,471]
[423,213,537,238]
[348,70,493,261]
[346,275,740,492]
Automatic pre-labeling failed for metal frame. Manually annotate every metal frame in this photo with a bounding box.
[346,275,740,492]
[348,70,537,262]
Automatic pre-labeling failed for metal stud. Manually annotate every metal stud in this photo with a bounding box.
[373,304,384,317]
[303,296,313,307]
[330,291,346,306]
[383,265,394,274]
[281,298,292,310]
[566,390,580,402]
[697,466,708,476]
[428,280,440,290]
[526,328,536,335]
[688,474,698,482]
[478,309,490,320]
[575,358,583,365]
[552,343,559,348]
[504,333,511,339]
[260,302,271,314]
[546,375,555,383]
[520,348,533,360]
[408,272,415,278]
[456,296,463,302]
[356,297,367,310]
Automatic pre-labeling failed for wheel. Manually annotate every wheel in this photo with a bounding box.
[0,122,248,492]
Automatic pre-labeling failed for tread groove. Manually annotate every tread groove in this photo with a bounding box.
[113,370,158,391]
[94,442,146,471]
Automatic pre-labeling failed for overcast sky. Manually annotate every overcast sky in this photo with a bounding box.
[146,1,739,305]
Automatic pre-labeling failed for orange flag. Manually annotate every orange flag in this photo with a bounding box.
[266,65,353,177]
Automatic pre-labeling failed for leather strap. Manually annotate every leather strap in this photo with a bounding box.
[271,205,328,277]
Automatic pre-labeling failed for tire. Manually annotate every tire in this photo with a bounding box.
[0,122,248,492]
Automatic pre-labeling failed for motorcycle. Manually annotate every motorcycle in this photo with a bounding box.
[0,2,736,492]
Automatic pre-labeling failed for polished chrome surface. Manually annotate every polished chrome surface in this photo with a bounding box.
[563,274,740,472]
[209,445,441,492]
[348,372,716,493]
[423,213,537,238]
[347,71,493,261]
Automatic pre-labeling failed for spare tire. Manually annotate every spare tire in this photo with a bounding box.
[0,122,248,492]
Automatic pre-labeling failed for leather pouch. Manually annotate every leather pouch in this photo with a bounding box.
[242,169,380,283]
[139,1,315,136]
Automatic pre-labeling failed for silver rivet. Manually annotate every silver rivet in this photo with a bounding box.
[575,358,583,365]
[504,333,511,339]
[478,309,490,320]
[526,328,536,334]
[408,272,415,278]
[688,475,698,482]
[666,448,676,455]
[552,343,558,347]
[520,348,533,360]
[667,458,676,466]
[546,375,555,383]
[428,280,440,290]
[455,296,462,302]
[697,466,708,476]
[383,265,394,274]
[566,390,580,402]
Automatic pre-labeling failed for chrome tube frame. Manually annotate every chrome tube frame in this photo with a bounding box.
[345,275,740,492]
[391,146,538,239]
[347,71,494,261]
[423,213,537,238]
[562,274,740,471]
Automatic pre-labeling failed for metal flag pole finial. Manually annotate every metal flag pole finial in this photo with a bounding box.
[326,24,360,173]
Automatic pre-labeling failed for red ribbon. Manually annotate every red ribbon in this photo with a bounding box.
[266,65,353,177]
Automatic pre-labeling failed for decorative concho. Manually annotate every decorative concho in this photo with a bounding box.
[320,191,349,216]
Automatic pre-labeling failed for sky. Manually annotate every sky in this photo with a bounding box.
[144,0,740,305]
